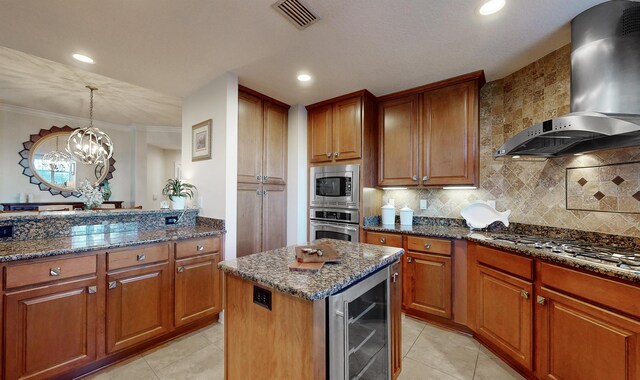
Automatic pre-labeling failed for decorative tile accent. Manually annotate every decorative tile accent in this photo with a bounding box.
[612,176,625,186]
[578,178,588,187]
[593,191,605,201]
[567,162,640,213]
[634,192,640,202]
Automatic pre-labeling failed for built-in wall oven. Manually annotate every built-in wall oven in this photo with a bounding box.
[329,266,391,379]
[309,208,360,242]
[310,164,360,209]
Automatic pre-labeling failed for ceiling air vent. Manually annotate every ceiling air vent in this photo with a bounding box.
[272,0,320,30]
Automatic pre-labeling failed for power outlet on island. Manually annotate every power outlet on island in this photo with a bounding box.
[165,216,179,225]
[0,225,13,239]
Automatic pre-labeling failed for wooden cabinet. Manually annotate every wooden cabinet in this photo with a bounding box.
[403,251,452,319]
[364,231,403,248]
[106,261,171,353]
[377,71,483,187]
[4,277,98,380]
[390,260,402,380]
[237,86,289,257]
[175,253,221,327]
[378,95,419,186]
[308,95,365,164]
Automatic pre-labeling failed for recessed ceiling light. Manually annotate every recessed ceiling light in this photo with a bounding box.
[72,53,95,64]
[512,155,521,159]
[297,74,311,82]
[574,153,584,156]
[479,0,506,15]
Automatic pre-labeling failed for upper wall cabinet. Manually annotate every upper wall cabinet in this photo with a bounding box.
[307,90,375,165]
[377,71,484,187]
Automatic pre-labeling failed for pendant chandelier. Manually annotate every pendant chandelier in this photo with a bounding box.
[66,86,114,165]
[42,135,74,172]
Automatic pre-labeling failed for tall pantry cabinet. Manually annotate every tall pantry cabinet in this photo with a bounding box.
[236,86,289,257]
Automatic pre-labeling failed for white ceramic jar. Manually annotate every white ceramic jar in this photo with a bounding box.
[381,203,395,225]
[400,206,414,226]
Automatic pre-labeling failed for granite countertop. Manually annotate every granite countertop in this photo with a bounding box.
[0,225,224,262]
[364,224,640,283]
[218,239,404,301]
[0,208,199,221]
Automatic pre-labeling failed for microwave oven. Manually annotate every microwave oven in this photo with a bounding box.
[310,164,360,209]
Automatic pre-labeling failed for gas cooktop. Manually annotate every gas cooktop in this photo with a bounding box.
[488,234,640,271]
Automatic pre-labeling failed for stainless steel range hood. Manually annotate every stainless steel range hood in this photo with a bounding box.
[495,0,640,158]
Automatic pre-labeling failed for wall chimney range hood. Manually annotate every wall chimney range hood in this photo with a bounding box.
[495,0,640,158]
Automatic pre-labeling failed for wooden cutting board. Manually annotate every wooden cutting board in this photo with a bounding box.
[289,261,324,273]
[295,243,341,263]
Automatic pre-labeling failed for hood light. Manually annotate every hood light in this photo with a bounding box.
[382,187,407,191]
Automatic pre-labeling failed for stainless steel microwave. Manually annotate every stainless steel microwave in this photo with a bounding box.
[310,164,360,209]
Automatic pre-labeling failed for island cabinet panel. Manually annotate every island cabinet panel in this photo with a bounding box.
[332,96,362,161]
[175,253,221,327]
[378,95,419,186]
[390,260,403,380]
[475,264,533,371]
[106,263,171,353]
[403,251,452,319]
[421,80,478,186]
[4,277,98,380]
[224,274,326,380]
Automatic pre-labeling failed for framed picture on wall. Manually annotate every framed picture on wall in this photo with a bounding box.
[191,119,212,161]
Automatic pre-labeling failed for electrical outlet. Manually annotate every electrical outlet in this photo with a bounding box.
[165,216,178,225]
[153,193,158,201]
[0,225,13,239]
[420,200,427,210]
[253,286,272,310]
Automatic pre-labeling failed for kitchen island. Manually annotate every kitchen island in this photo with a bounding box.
[218,239,404,380]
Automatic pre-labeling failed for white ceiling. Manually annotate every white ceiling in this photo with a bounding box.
[0,0,605,117]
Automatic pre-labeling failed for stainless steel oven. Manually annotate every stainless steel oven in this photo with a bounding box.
[329,266,391,380]
[310,164,360,209]
[309,220,359,242]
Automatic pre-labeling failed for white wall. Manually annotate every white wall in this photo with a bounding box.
[181,72,238,259]
[146,145,181,209]
[287,104,308,245]
[0,104,135,205]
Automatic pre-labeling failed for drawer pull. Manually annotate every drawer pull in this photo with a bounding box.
[392,272,399,283]
[177,266,185,273]
[379,237,386,244]
[197,245,205,251]
[424,243,431,250]
[334,152,339,158]
[50,267,61,276]
[520,290,530,299]
[537,296,546,305]
[87,286,97,294]
[407,257,413,263]
[412,175,418,181]
[108,281,117,289]
[327,152,332,158]
[137,254,146,261]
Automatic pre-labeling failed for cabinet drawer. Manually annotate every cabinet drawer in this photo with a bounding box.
[365,231,403,248]
[5,255,96,289]
[107,244,169,271]
[477,245,533,280]
[405,236,451,255]
[175,237,221,259]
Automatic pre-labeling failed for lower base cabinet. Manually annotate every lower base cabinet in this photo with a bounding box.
[106,263,172,353]
[403,251,452,319]
[175,253,221,327]
[4,277,98,380]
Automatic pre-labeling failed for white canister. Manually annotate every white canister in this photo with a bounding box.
[381,203,395,225]
[400,206,414,226]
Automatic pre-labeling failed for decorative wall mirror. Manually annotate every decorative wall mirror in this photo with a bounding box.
[19,126,116,197]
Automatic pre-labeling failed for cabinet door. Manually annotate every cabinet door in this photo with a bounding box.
[403,251,452,319]
[238,91,264,184]
[175,253,221,327]
[237,182,263,257]
[332,96,362,161]
[5,278,97,380]
[378,95,419,186]
[263,101,288,185]
[390,261,402,380]
[476,265,533,370]
[262,184,287,251]
[421,80,478,186]
[106,263,171,353]
[536,287,640,380]
[308,105,333,163]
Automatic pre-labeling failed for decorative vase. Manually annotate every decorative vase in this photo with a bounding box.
[171,196,186,210]
[102,181,112,201]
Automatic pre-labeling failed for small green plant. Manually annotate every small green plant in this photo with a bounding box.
[162,178,196,200]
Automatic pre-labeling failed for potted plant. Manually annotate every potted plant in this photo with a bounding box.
[162,178,196,210]
[77,179,104,210]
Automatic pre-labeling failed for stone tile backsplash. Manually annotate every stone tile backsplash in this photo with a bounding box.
[383,44,640,237]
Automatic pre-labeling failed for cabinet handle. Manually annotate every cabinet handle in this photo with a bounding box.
[87,286,97,294]
[407,257,413,263]
[392,272,399,283]
[177,266,185,273]
[263,176,268,181]
[256,175,261,181]
[379,237,386,244]
[334,152,339,158]
[537,296,546,305]
[197,245,204,251]
[50,267,61,276]
[327,152,332,158]
[520,290,530,299]
[108,281,117,289]
[263,190,268,196]
[137,254,146,261]
[422,176,429,182]
[256,189,261,196]
[412,175,418,181]
[424,243,431,250]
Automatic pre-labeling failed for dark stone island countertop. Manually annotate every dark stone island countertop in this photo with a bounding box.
[218,239,404,301]
[0,225,225,262]
[363,224,640,283]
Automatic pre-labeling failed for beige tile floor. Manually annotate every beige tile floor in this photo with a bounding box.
[86,315,524,380]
